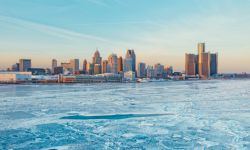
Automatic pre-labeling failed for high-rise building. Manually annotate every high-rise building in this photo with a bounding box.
[146,65,154,78]
[198,43,205,76]
[210,53,218,76]
[108,54,118,74]
[117,56,123,73]
[124,49,136,72]
[123,57,132,72]
[200,52,211,79]
[102,60,108,73]
[83,59,87,74]
[92,50,102,65]
[86,63,94,75]
[52,59,57,74]
[94,64,101,75]
[19,59,31,72]
[61,62,72,73]
[70,59,79,74]
[185,54,198,76]
[137,62,146,78]
[154,63,164,78]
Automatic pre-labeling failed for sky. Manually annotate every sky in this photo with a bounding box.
[0,0,250,73]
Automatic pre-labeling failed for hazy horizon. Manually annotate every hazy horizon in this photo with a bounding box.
[0,0,250,73]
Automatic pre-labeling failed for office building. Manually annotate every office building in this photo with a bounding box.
[54,67,63,74]
[87,63,94,75]
[185,54,198,76]
[124,49,136,72]
[94,64,101,75]
[83,59,87,74]
[19,59,31,72]
[92,50,102,65]
[108,54,118,74]
[70,59,79,74]
[210,53,218,76]
[102,60,108,74]
[137,62,146,78]
[11,63,19,72]
[154,63,164,78]
[52,59,57,74]
[117,56,123,73]
[147,66,154,78]
[200,52,211,79]
[27,68,46,75]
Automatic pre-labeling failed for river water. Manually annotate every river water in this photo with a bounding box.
[0,80,250,149]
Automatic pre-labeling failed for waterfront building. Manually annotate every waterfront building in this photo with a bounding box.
[185,54,198,76]
[70,59,79,74]
[108,54,118,74]
[19,59,31,72]
[117,56,123,73]
[82,59,87,74]
[137,62,146,78]
[124,49,136,72]
[54,67,63,74]
[210,53,218,76]
[124,71,136,82]
[92,50,102,65]
[86,63,94,75]
[200,52,211,79]
[123,57,132,72]
[52,59,57,74]
[27,68,46,75]
[102,60,108,73]
[92,50,102,75]
[154,63,164,78]
[61,62,73,74]
[0,72,32,83]
[94,64,101,75]
[11,63,19,72]
[146,66,154,78]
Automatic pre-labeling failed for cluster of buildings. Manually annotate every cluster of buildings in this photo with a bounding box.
[185,43,218,79]
[0,49,176,83]
[0,43,226,84]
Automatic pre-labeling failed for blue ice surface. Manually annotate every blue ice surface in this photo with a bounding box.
[1,80,250,149]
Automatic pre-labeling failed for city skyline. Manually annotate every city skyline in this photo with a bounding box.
[1,0,250,73]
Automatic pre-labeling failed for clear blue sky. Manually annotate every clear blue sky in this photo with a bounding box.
[0,0,250,73]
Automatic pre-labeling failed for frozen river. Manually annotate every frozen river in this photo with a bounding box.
[1,80,250,149]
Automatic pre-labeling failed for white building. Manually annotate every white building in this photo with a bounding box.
[124,71,136,82]
[0,72,32,83]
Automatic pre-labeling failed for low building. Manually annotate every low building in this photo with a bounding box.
[0,72,32,83]
[27,68,46,75]
[124,71,136,82]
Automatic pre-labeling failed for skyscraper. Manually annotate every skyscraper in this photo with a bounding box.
[52,59,57,74]
[117,56,123,73]
[102,60,108,73]
[108,54,118,74]
[137,62,146,78]
[200,52,211,79]
[19,59,31,72]
[154,63,164,78]
[70,59,80,74]
[210,53,218,76]
[185,54,198,76]
[124,49,136,72]
[198,43,205,76]
[92,50,102,65]
[94,64,101,75]
[86,63,94,75]
[83,59,87,74]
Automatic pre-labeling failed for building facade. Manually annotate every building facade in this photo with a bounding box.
[137,62,146,78]
[19,59,31,72]
[108,54,118,74]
